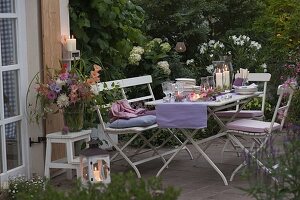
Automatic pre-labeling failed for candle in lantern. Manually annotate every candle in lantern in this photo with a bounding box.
[93,166,101,181]
[66,35,76,51]
[216,69,223,88]
[223,65,230,88]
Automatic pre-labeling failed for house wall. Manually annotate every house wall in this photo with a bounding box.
[25,0,44,177]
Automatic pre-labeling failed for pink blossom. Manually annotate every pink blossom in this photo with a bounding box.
[47,91,57,100]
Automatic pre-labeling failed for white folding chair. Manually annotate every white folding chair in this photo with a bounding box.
[95,75,193,178]
[217,73,271,161]
[216,73,271,120]
[224,85,294,181]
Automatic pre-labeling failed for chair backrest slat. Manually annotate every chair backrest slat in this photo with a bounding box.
[234,72,271,113]
[95,75,155,130]
[269,85,294,132]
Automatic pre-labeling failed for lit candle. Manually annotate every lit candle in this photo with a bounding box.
[216,69,223,88]
[223,66,230,88]
[66,35,76,51]
[93,167,101,181]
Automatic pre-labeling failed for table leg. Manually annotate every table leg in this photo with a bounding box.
[156,129,198,177]
[181,129,228,186]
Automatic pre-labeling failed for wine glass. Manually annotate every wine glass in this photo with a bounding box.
[162,81,172,101]
[207,76,215,89]
[200,77,209,90]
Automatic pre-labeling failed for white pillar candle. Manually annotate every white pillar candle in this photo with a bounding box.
[223,70,230,88]
[66,35,76,51]
[216,69,223,88]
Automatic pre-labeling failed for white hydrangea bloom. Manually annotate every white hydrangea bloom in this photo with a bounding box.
[160,42,171,52]
[130,46,144,55]
[153,38,162,44]
[157,61,171,75]
[128,53,142,65]
[57,94,69,108]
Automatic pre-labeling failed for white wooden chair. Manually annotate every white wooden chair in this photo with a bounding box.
[217,73,271,161]
[95,75,193,178]
[225,85,294,181]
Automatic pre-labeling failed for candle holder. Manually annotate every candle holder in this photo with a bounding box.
[219,55,233,90]
[212,60,225,91]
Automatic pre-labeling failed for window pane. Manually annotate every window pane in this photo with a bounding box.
[6,121,22,170]
[0,18,17,66]
[3,70,20,118]
[0,0,15,13]
[0,127,2,173]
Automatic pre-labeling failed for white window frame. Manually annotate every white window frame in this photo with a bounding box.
[0,0,29,183]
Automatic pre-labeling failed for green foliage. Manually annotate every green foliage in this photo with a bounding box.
[288,89,300,125]
[69,0,146,77]
[243,132,300,200]
[252,0,300,61]
[8,176,45,200]
[11,173,180,200]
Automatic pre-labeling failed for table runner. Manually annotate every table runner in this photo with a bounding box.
[156,103,207,129]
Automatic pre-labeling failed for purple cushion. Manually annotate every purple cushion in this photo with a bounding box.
[233,78,244,86]
[108,115,156,128]
[226,119,281,133]
[216,110,263,118]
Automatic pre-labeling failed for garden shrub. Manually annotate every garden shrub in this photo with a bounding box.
[69,0,146,80]
[243,131,300,200]
[8,173,180,200]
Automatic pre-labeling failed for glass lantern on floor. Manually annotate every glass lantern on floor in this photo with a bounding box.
[79,139,111,184]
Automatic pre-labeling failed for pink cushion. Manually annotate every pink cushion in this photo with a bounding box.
[216,110,263,118]
[226,119,281,133]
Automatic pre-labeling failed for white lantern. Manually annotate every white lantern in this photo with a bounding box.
[79,139,111,184]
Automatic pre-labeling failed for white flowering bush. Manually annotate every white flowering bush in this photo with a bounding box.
[127,38,172,75]
[8,176,45,199]
[227,35,263,71]
[196,35,265,73]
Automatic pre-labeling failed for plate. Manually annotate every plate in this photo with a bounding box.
[235,91,256,95]
[176,78,196,82]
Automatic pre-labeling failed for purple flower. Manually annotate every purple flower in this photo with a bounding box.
[49,83,61,93]
[47,91,57,100]
[61,126,69,134]
[59,73,69,81]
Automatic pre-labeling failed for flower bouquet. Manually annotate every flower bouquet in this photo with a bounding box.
[29,62,101,132]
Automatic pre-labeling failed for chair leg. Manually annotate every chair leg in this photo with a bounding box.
[111,133,140,161]
[105,132,142,178]
[139,134,167,166]
[227,134,276,182]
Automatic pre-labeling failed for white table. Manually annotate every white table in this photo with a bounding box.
[145,92,261,185]
[44,130,91,179]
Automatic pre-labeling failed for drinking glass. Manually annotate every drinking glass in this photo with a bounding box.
[207,76,215,89]
[200,77,209,89]
[162,81,172,101]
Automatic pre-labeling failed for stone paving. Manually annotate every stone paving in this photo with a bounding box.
[111,139,255,200]
[52,138,257,200]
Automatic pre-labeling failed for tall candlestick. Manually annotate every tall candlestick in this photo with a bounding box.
[66,35,76,51]
[216,69,223,88]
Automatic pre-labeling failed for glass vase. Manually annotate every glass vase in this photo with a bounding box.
[63,102,84,132]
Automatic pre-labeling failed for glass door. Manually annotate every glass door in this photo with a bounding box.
[0,0,28,182]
